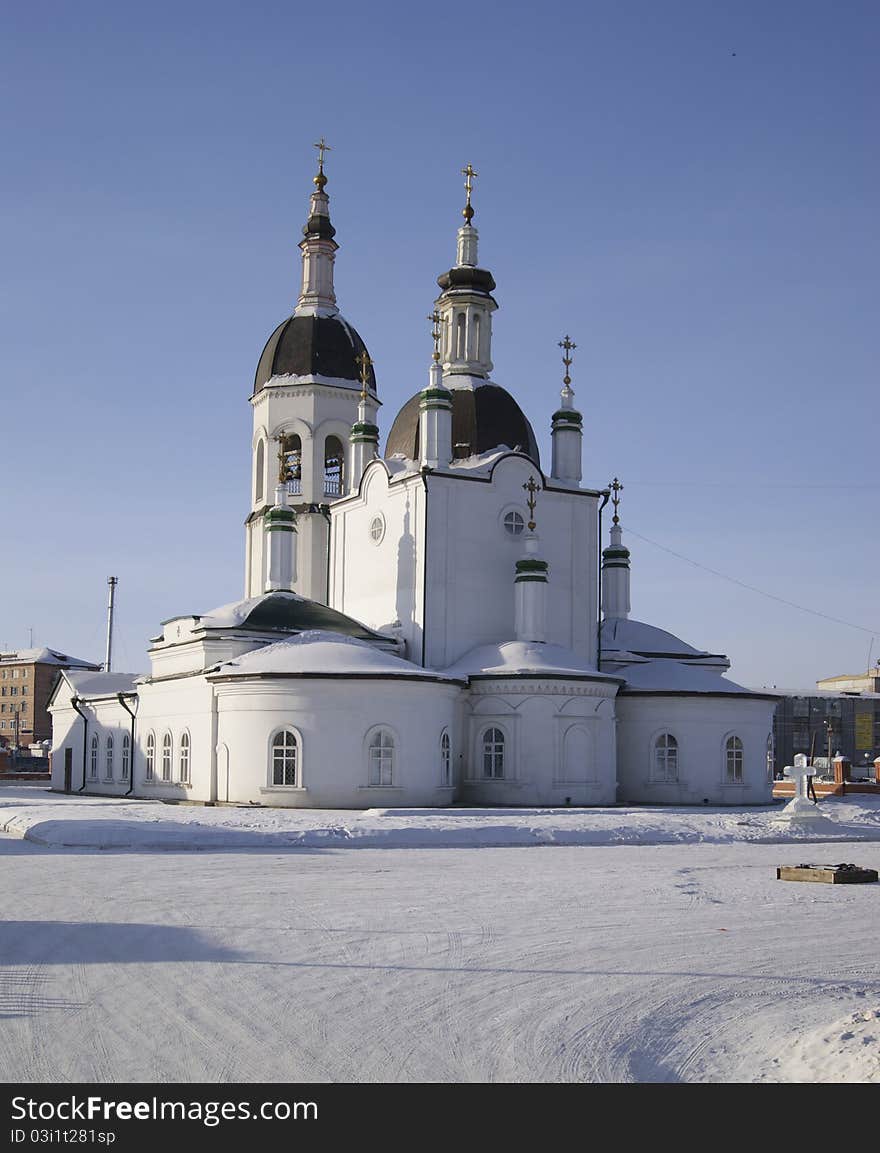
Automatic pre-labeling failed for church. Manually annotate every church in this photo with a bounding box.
[49,148,777,808]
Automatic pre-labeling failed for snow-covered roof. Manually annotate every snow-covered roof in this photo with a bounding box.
[0,647,99,669]
[620,659,775,698]
[444,640,622,681]
[63,671,140,699]
[209,630,464,682]
[601,617,720,659]
[161,590,385,642]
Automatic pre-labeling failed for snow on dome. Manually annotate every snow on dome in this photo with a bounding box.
[601,617,716,659]
[209,631,464,681]
[176,591,382,641]
[445,640,621,681]
[619,659,772,696]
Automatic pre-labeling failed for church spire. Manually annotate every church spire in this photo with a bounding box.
[435,164,497,380]
[296,138,339,315]
[601,479,631,620]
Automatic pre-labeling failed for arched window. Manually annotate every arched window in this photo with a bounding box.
[145,732,155,780]
[766,732,775,781]
[482,728,505,779]
[280,433,302,495]
[122,733,130,781]
[271,730,298,786]
[368,729,394,786]
[179,732,190,784]
[726,735,744,783]
[254,439,265,504]
[89,734,99,779]
[455,313,466,359]
[470,313,480,360]
[440,730,451,786]
[323,436,344,496]
[161,733,172,781]
[105,734,114,780]
[652,733,678,782]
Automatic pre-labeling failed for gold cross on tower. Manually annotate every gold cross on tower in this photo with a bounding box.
[313,136,332,190]
[558,335,577,387]
[427,309,446,362]
[523,476,540,533]
[357,349,373,401]
[610,477,623,525]
[461,163,478,224]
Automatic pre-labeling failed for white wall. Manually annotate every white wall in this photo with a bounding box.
[213,677,461,807]
[460,678,618,806]
[616,694,776,805]
[331,454,599,671]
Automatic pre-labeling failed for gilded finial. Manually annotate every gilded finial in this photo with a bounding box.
[313,136,332,191]
[357,348,373,401]
[610,477,623,525]
[523,476,540,533]
[461,163,478,224]
[558,335,576,388]
[427,309,445,362]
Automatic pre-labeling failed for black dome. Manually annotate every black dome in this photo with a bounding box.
[385,384,540,466]
[254,314,377,395]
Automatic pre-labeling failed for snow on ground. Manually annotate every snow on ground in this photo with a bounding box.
[3,786,880,850]
[1,787,879,1084]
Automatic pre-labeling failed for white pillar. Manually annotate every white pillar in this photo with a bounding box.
[349,395,380,493]
[550,386,583,484]
[601,523,630,620]
[419,362,453,469]
[264,485,297,592]
[514,534,548,643]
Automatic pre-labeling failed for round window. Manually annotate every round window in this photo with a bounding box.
[369,514,385,544]
[503,510,525,536]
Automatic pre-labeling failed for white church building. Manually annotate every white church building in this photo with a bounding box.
[50,153,777,808]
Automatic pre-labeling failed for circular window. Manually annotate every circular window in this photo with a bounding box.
[502,510,525,537]
[369,514,385,545]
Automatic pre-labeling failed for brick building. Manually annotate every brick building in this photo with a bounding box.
[0,648,99,749]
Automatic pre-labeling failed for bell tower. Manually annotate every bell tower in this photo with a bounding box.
[245,142,379,601]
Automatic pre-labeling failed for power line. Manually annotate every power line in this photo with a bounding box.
[624,524,880,637]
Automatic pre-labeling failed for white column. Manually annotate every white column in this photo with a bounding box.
[550,386,583,484]
[601,523,630,620]
[264,485,297,592]
[419,362,453,469]
[349,395,380,492]
[514,535,548,643]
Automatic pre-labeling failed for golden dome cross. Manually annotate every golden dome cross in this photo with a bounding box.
[313,137,332,189]
[461,163,478,224]
[559,335,576,387]
[427,309,446,362]
[610,477,623,525]
[523,475,540,532]
[357,349,373,400]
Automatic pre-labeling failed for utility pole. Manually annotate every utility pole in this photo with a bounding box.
[105,576,118,673]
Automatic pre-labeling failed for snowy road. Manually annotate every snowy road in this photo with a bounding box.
[1,831,879,1083]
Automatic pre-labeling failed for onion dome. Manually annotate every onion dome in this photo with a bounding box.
[253,146,376,397]
[386,383,540,465]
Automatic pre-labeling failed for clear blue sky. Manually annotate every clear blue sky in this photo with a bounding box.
[2,0,877,688]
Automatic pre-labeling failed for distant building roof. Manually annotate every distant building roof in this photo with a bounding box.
[0,647,100,669]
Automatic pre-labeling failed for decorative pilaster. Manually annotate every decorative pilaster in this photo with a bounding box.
[550,335,583,484]
[264,484,297,592]
[601,479,630,620]
[419,310,453,468]
[349,351,380,492]
[514,477,548,642]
